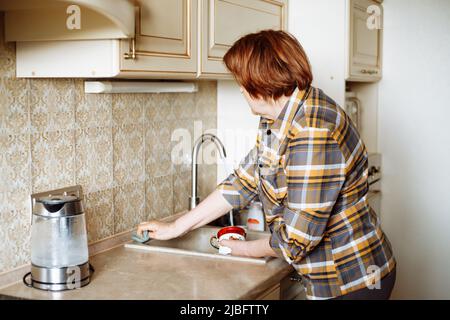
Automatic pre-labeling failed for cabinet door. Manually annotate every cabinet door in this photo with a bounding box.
[257,284,281,300]
[120,0,198,78]
[199,0,288,78]
[367,190,381,220]
[348,0,383,81]
[280,272,306,300]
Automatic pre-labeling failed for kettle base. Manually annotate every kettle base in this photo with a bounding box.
[25,262,91,292]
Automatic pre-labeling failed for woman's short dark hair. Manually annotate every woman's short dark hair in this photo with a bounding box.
[223,29,313,101]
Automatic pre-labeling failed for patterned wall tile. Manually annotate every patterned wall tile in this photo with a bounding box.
[114,182,145,233]
[0,210,30,271]
[75,80,112,129]
[31,130,75,193]
[195,81,217,118]
[200,116,219,190]
[146,175,173,220]
[145,121,173,179]
[0,13,31,274]
[144,93,175,123]
[75,127,113,194]
[198,163,218,201]
[112,93,144,127]
[113,124,145,186]
[84,189,114,243]
[0,78,30,135]
[0,134,31,213]
[171,119,194,175]
[203,116,218,132]
[173,172,191,213]
[30,79,76,133]
[172,93,196,120]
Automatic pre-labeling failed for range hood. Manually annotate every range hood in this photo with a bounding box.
[0,0,135,41]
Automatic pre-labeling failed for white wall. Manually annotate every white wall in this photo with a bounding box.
[379,0,450,299]
[216,81,259,183]
[288,0,347,106]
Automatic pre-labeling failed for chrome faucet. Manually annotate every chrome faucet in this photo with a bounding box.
[189,134,227,211]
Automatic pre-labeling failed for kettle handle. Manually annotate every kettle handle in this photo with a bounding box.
[23,272,32,288]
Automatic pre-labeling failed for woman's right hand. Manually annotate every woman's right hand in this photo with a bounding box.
[136,220,183,241]
[135,190,233,241]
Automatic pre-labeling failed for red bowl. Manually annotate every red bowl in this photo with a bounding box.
[217,226,246,239]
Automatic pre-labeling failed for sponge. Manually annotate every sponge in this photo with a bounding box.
[131,230,151,243]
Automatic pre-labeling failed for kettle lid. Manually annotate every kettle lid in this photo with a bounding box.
[37,195,79,205]
[34,194,83,217]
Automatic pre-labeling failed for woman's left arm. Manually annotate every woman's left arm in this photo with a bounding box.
[220,237,279,258]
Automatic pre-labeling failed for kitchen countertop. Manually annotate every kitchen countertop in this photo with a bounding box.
[0,243,293,300]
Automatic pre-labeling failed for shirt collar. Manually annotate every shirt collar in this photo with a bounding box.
[260,86,311,138]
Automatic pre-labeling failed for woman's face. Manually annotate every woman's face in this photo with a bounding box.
[240,86,272,117]
[240,86,289,120]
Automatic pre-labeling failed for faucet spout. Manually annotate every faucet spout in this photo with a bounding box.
[189,134,226,211]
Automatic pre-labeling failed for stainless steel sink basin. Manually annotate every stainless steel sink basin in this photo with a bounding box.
[124,226,272,264]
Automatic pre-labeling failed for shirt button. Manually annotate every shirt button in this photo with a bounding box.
[266,129,272,135]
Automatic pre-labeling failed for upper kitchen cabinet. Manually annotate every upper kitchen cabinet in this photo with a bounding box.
[4,0,288,79]
[198,0,288,78]
[347,0,383,82]
[0,0,135,41]
[120,0,198,78]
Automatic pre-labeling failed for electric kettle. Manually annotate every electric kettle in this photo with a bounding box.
[23,186,93,291]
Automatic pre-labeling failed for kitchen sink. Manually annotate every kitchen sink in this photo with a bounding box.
[124,226,271,264]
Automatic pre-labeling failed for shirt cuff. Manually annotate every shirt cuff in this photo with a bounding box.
[268,228,288,261]
[269,223,306,265]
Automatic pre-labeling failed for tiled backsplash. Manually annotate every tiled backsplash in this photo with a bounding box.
[0,14,217,274]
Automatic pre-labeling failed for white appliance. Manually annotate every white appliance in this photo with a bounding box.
[345,91,362,130]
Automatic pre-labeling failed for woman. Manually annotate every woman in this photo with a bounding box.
[137,30,396,300]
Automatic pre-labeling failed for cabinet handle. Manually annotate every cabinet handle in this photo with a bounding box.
[368,166,381,177]
[361,69,378,75]
[124,38,136,60]
[124,6,139,60]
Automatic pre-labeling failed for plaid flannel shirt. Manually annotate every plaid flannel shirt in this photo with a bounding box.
[217,86,396,299]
